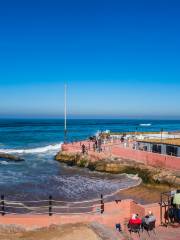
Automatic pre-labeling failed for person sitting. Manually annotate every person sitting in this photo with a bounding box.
[142,211,156,229]
[128,214,142,234]
[129,214,142,225]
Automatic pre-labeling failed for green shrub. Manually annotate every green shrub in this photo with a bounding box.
[78,159,88,168]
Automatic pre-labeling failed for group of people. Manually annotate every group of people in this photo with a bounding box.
[167,189,180,223]
[81,136,103,155]
[93,138,102,153]
[128,211,156,230]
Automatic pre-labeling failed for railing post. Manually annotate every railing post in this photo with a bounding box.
[49,195,52,216]
[1,195,5,216]
[100,194,104,214]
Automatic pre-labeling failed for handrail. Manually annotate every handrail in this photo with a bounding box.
[0,194,105,216]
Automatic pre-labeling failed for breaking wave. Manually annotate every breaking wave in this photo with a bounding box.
[0,143,62,154]
[139,123,152,126]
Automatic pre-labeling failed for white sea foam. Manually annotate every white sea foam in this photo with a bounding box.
[0,143,62,154]
[95,130,100,137]
[139,123,152,126]
[0,161,10,165]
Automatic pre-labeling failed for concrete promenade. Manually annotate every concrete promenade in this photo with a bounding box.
[0,199,179,239]
[62,140,180,170]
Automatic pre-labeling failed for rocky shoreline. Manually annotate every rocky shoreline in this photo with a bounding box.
[55,151,180,187]
[0,153,24,162]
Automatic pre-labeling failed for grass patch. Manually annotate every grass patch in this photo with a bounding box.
[78,158,88,168]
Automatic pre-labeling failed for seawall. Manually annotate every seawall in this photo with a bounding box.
[0,199,163,229]
[55,141,180,186]
[60,140,180,171]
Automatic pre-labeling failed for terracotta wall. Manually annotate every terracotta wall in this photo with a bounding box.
[62,142,180,170]
[112,146,180,170]
[130,201,145,219]
[0,200,162,229]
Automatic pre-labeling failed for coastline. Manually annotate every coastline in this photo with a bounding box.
[55,142,180,205]
[60,162,172,204]
[1,136,180,238]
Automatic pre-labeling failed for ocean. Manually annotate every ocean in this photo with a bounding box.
[0,119,180,203]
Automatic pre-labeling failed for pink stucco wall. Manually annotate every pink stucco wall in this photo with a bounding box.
[112,146,180,170]
[0,200,162,229]
[62,141,180,170]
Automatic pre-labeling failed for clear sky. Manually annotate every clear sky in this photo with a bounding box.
[0,0,180,119]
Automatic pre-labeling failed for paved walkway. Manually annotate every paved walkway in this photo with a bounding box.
[0,222,179,239]
[122,224,180,240]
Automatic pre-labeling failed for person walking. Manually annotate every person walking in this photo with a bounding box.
[82,144,86,155]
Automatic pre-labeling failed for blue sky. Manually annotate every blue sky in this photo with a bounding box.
[0,0,180,118]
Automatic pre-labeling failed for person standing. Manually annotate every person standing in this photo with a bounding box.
[82,144,86,155]
[173,190,180,222]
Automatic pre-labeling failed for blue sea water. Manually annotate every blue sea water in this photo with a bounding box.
[0,119,180,202]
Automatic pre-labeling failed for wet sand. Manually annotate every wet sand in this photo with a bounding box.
[118,183,172,204]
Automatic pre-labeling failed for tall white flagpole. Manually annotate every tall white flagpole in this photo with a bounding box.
[64,84,67,143]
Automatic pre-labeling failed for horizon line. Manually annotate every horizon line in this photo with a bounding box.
[0,116,180,121]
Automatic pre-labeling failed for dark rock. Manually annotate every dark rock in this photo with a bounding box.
[0,153,24,162]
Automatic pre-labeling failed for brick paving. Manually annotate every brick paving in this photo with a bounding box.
[123,224,180,240]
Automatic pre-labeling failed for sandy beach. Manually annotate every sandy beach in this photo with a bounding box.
[118,183,172,204]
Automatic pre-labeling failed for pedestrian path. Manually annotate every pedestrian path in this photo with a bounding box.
[123,224,180,240]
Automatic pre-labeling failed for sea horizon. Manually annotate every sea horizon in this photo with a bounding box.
[0,117,180,120]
